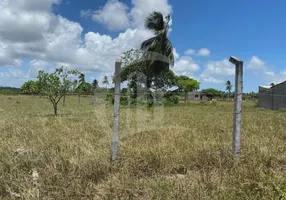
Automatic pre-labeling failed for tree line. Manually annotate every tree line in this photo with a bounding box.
[18,11,258,115]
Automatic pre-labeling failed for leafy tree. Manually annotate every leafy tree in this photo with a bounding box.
[141,11,174,74]
[21,80,40,96]
[201,88,223,100]
[76,73,86,105]
[226,80,233,99]
[176,76,200,101]
[121,49,176,91]
[102,75,109,89]
[92,79,99,104]
[37,66,81,116]
[270,83,275,87]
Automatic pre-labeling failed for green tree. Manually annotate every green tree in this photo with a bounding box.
[201,88,223,100]
[141,11,174,74]
[76,73,86,105]
[102,75,109,89]
[37,66,81,116]
[92,79,99,104]
[270,83,275,87]
[226,80,233,99]
[21,80,40,96]
[176,76,200,101]
[120,49,176,92]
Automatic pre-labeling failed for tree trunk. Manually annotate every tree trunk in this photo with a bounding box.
[53,103,58,116]
[63,95,66,107]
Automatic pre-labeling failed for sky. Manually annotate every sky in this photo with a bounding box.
[0,0,286,92]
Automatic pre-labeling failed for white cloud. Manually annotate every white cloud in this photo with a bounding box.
[82,0,172,30]
[173,56,200,75]
[129,0,172,28]
[201,76,224,84]
[246,56,286,85]
[201,59,234,77]
[264,71,275,76]
[247,56,267,70]
[199,59,234,84]
[173,48,180,61]
[80,9,92,18]
[184,49,195,56]
[0,0,154,75]
[197,48,210,56]
[184,48,211,57]
[92,0,130,31]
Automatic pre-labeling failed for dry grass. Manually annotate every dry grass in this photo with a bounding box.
[1,95,286,199]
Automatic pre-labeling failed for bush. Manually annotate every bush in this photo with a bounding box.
[210,99,217,106]
[163,91,179,105]
[254,101,259,108]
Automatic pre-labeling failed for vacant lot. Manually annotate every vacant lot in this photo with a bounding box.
[1,95,286,199]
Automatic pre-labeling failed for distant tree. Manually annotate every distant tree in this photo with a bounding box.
[21,80,40,96]
[176,76,200,101]
[102,75,109,89]
[92,79,99,104]
[37,66,81,116]
[201,88,223,100]
[270,83,275,87]
[76,73,86,105]
[226,80,233,99]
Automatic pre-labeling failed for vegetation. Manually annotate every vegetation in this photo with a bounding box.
[0,87,21,95]
[176,75,200,101]
[102,75,109,89]
[0,96,286,199]
[141,11,174,75]
[37,66,81,116]
[226,80,232,98]
[21,81,40,95]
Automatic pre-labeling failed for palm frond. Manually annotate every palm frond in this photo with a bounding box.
[145,11,164,35]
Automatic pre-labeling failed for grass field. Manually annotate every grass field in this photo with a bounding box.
[1,95,286,199]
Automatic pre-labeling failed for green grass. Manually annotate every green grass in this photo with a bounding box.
[1,95,286,199]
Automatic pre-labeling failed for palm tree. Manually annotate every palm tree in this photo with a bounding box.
[226,80,232,100]
[77,73,85,105]
[92,79,98,104]
[102,75,109,89]
[141,11,174,76]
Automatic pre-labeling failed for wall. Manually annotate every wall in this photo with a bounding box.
[258,86,273,109]
[272,82,286,110]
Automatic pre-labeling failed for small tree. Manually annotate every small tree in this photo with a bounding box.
[37,66,81,116]
[102,75,109,89]
[176,76,200,101]
[76,73,86,105]
[270,83,275,87]
[92,79,99,104]
[21,80,40,96]
[226,80,233,100]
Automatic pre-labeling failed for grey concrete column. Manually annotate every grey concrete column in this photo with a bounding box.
[111,57,122,162]
[229,56,243,156]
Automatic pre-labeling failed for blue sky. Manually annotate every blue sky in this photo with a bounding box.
[0,0,286,92]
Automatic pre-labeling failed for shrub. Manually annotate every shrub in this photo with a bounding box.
[254,101,259,108]
[163,91,179,105]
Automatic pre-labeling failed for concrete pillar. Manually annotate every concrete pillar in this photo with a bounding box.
[229,56,243,156]
[111,57,122,162]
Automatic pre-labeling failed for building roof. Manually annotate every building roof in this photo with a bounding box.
[259,85,272,89]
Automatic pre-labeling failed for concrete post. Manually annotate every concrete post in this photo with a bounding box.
[111,57,122,162]
[229,56,243,156]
